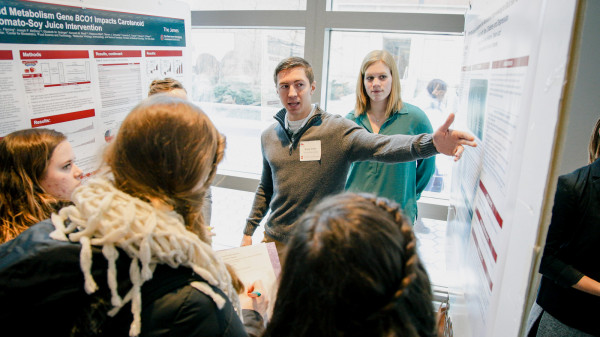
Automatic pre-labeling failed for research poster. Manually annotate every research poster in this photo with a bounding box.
[0,0,189,176]
[447,0,577,336]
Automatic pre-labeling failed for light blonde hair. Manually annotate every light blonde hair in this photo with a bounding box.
[354,50,403,119]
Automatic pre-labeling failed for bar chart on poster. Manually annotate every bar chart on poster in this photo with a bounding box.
[446,1,579,336]
[0,0,191,177]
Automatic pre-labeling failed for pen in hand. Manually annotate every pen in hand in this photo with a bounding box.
[240,280,268,317]
[248,291,261,298]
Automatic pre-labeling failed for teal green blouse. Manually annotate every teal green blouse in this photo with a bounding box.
[345,102,436,223]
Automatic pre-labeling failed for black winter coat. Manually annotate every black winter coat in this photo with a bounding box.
[0,220,259,336]
[536,158,600,336]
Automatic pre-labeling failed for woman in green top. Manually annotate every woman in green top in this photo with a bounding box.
[345,50,435,223]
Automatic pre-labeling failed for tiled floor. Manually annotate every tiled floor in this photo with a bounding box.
[209,186,447,287]
[414,218,448,287]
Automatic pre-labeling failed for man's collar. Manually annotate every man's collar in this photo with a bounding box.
[285,104,317,131]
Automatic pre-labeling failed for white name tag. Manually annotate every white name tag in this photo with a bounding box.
[299,140,321,161]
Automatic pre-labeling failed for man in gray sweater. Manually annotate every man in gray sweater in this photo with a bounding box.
[241,57,476,252]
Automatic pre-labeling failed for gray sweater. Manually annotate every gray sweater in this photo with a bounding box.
[244,107,438,242]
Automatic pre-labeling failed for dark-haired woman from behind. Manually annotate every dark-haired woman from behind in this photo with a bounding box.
[264,192,436,337]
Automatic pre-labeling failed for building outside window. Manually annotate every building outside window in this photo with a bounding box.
[190,29,304,174]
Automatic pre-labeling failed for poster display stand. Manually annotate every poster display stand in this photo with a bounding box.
[447,1,579,336]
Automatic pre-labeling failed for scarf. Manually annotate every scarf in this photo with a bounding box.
[50,177,241,336]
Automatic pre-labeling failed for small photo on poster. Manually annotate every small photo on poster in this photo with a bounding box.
[467,79,488,141]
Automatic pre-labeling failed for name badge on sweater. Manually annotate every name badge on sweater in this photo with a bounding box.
[300,140,321,161]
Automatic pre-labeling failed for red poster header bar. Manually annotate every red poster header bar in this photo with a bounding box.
[22,74,42,79]
[98,63,140,67]
[0,50,13,60]
[472,229,494,291]
[475,208,498,262]
[44,81,92,88]
[94,50,142,58]
[145,50,182,57]
[20,50,89,60]
[479,181,503,228]
[492,55,529,69]
[462,62,491,72]
[31,109,95,127]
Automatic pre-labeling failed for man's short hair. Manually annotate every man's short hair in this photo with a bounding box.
[273,57,314,85]
[148,78,186,96]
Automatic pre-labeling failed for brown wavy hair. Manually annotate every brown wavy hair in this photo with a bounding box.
[0,128,69,242]
[589,117,600,164]
[264,192,436,337]
[102,94,225,241]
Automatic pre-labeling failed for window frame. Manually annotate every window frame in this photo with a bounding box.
[191,0,465,221]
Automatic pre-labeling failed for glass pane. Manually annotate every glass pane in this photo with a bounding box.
[190,28,305,175]
[326,31,464,199]
[181,0,306,11]
[210,187,265,251]
[210,187,448,286]
[331,0,468,14]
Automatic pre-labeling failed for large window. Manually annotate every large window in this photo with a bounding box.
[188,3,466,200]
[187,0,468,287]
[190,29,304,174]
[189,28,464,198]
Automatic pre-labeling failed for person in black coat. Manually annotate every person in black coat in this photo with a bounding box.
[0,94,267,336]
[530,117,600,336]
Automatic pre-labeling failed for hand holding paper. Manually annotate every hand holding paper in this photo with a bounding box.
[217,242,281,319]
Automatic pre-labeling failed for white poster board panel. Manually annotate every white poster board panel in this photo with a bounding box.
[0,0,191,177]
[494,1,578,336]
[447,0,577,336]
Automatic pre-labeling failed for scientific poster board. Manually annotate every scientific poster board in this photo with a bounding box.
[0,0,191,176]
[446,1,578,336]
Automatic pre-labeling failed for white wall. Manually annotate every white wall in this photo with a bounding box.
[559,0,600,175]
